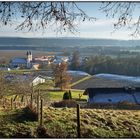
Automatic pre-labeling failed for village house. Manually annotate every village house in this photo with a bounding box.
[5,74,48,86]
[83,87,140,104]
[31,75,46,86]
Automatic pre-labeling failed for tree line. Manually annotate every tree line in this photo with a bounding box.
[70,51,140,76]
[80,55,140,76]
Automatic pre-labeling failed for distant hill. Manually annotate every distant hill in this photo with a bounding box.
[0,37,140,50]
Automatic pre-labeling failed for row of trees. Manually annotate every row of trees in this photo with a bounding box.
[69,50,140,76]
[80,55,140,76]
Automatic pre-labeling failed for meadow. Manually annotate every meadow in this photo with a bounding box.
[0,107,140,138]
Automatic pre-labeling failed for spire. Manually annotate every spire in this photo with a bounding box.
[29,51,32,55]
[26,51,29,55]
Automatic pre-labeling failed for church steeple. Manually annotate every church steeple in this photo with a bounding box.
[26,51,32,68]
[27,51,29,56]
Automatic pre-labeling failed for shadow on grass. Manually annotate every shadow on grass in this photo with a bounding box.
[0,106,38,123]
[14,106,38,123]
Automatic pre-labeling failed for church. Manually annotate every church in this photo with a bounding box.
[9,51,33,69]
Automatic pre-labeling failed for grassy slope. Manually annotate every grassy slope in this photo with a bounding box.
[0,108,140,138]
[46,90,86,101]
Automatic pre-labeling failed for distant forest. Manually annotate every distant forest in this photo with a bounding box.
[78,55,140,76]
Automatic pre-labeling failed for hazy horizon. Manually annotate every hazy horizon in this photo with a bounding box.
[0,36,139,41]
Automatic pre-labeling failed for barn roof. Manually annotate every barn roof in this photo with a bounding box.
[11,57,27,64]
[72,75,140,90]
[83,87,140,95]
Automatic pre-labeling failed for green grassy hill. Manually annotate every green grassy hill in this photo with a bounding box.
[0,107,140,138]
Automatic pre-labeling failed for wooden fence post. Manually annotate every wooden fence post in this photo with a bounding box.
[77,104,81,138]
[37,89,40,122]
[3,98,5,109]
[30,92,33,108]
[40,99,43,126]
[11,98,13,110]
[30,86,34,108]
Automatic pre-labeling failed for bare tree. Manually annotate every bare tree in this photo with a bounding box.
[99,2,140,37]
[53,62,71,90]
[0,2,96,33]
[12,80,33,95]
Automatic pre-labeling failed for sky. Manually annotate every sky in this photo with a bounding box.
[0,2,140,40]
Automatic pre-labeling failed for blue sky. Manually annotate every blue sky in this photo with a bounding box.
[0,2,139,40]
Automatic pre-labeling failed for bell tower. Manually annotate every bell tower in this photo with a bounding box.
[26,51,32,68]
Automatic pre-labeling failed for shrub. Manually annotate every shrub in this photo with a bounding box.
[63,90,72,100]
[52,100,77,108]
[17,105,38,122]
[63,91,69,100]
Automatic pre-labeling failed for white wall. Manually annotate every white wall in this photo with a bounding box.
[32,77,45,86]
[89,92,136,104]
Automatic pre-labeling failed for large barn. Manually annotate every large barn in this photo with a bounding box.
[83,87,140,104]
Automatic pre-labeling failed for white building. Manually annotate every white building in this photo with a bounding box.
[31,75,46,86]
[83,87,140,104]
[53,55,69,65]
[5,74,47,86]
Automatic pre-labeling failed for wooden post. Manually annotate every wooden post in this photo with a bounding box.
[77,104,81,138]
[3,98,5,109]
[37,89,40,122]
[30,92,33,108]
[30,86,34,108]
[40,99,43,126]
[11,98,13,110]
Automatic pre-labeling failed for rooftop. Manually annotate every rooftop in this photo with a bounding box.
[83,87,140,95]
[11,57,27,63]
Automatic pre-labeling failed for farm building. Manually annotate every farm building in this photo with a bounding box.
[5,74,48,86]
[31,75,46,86]
[83,87,140,104]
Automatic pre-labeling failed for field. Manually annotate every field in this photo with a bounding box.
[0,50,58,60]
[0,107,140,138]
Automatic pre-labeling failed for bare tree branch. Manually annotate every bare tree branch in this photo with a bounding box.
[99,2,140,37]
[0,2,96,33]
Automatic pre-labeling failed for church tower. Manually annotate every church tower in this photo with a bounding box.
[26,51,32,68]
